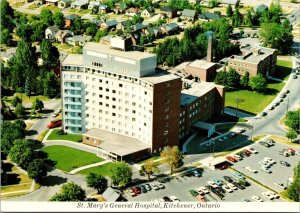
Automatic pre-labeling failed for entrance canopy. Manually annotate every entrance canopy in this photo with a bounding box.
[84,128,150,158]
[193,121,216,137]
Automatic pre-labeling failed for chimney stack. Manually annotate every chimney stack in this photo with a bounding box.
[206,31,214,62]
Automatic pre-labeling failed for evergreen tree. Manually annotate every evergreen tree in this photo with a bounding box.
[52,12,65,29]
[25,77,32,98]
[240,71,250,88]
[226,4,233,17]
[1,29,13,46]
[244,9,253,27]
[214,70,227,86]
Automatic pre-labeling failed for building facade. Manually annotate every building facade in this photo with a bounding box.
[61,40,181,159]
[228,47,277,77]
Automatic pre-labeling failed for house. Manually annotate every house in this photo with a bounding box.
[65,35,92,46]
[98,5,108,14]
[64,14,79,27]
[181,9,197,21]
[88,1,100,9]
[91,18,103,28]
[161,22,179,35]
[55,30,73,44]
[160,6,177,19]
[131,23,146,32]
[100,20,118,30]
[125,7,139,16]
[116,20,130,31]
[71,0,89,9]
[199,12,221,21]
[221,0,238,5]
[45,26,60,40]
[102,187,122,202]
[141,7,154,18]
[254,4,268,13]
[45,0,59,6]
[114,2,128,14]
[145,26,162,38]
[58,0,71,8]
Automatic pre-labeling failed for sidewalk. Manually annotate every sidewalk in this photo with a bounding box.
[69,160,112,174]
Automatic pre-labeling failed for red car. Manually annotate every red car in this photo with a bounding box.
[47,119,62,129]
[287,148,295,155]
[196,195,206,202]
[131,187,141,195]
[243,149,252,155]
[226,156,237,163]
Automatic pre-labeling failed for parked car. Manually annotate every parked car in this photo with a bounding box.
[222,185,233,193]
[244,199,251,202]
[260,166,272,173]
[287,148,296,155]
[251,196,263,202]
[170,196,180,202]
[51,108,62,118]
[223,176,233,183]
[145,184,151,191]
[249,147,258,154]
[195,187,205,195]
[233,182,245,190]
[47,119,62,129]
[264,157,276,164]
[207,181,218,188]
[261,192,274,200]
[197,186,209,194]
[162,196,173,202]
[274,182,287,190]
[140,185,147,193]
[261,112,267,117]
[259,141,270,147]
[227,183,237,190]
[189,189,199,197]
[267,191,280,199]
[126,189,136,197]
[218,136,227,142]
[233,154,242,161]
[157,183,165,189]
[265,139,275,146]
[193,170,201,177]
[131,187,141,195]
[212,178,223,186]
[245,166,258,173]
[196,195,206,202]
[280,161,291,167]
[243,149,252,155]
[279,150,290,157]
[226,156,237,163]
[233,172,245,180]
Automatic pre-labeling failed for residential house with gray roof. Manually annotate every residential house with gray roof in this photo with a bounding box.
[181,9,197,21]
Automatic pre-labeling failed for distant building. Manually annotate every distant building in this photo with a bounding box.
[65,35,92,46]
[184,60,217,82]
[228,47,277,77]
[161,22,180,35]
[58,0,71,8]
[114,2,128,14]
[55,30,74,44]
[45,25,59,40]
[45,0,58,6]
[100,20,118,30]
[125,7,139,16]
[64,14,79,27]
[141,8,154,18]
[181,9,197,21]
[253,4,268,13]
[198,12,221,21]
[71,0,89,9]
[160,6,177,19]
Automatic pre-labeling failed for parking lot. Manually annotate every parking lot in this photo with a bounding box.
[124,167,283,202]
[231,138,299,193]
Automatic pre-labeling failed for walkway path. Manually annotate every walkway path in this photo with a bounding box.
[69,160,112,174]
[267,76,286,82]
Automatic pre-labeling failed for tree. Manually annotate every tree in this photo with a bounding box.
[232,7,243,27]
[285,110,300,131]
[1,29,13,46]
[140,159,159,180]
[244,9,253,27]
[12,95,22,107]
[40,39,60,70]
[14,103,26,118]
[226,4,233,17]
[27,159,48,183]
[286,162,300,202]
[286,129,298,141]
[214,70,227,86]
[9,139,36,169]
[0,120,26,154]
[249,74,267,92]
[1,0,14,31]
[31,21,48,42]
[52,11,65,29]
[94,29,109,42]
[50,182,86,201]
[16,24,33,42]
[43,72,60,98]
[240,71,250,88]
[160,146,184,174]
[111,162,132,187]
[86,173,108,194]
[226,68,240,88]
[40,8,53,25]
[1,161,9,185]
[32,98,44,113]
[259,22,293,54]
[85,25,98,37]
[25,76,32,98]
[70,18,83,34]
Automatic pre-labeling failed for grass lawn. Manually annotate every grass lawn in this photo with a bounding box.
[270,135,300,148]
[45,5,61,12]
[42,145,104,172]
[77,162,115,177]
[225,80,285,114]
[26,4,41,9]
[137,155,161,165]
[272,60,293,81]
[57,43,72,50]
[12,2,25,7]
[25,122,33,130]
[4,93,50,105]
[47,129,82,142]
[78,9,91,14]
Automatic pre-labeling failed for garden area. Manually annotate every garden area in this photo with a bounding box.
[3,93,50,105]
[77,162,115,177]
[41,145,104,172]
[47,129,82,142]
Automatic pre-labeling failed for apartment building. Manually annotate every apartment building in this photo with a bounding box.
[61,39,181,160]
[228,47,277,77]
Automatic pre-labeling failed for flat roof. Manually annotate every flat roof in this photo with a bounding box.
[83,128,150,156]
[142,72,180,84]
[62,54,83,66]
[84,42,156,60]
[180,80,215,105]
[188,59,216,70]
[230,47,276,64]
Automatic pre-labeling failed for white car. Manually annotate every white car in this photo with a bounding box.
[227,183,237,190]
[258,161,271,168]
[295,151,300,156]
[245,166,258,173]
[260,166,272,173]
[170,196,180,202]
[261,192,274,200]
[249,147,258,154]
[195,187,205,195]
[267,191,280,199]
[264,157,276,164]
[251,196,263,202]
[274,182,287,190]
[198,186,209,194]
[207,181,218,188]
[222,185,233,193]
[193,170,201,177]
[233,154,242,161]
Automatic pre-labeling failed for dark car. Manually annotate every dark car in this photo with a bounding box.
[217,187,226,194]
[224,176,233,183]
[163,196,173,202]
[233,182,245,190]
[280,161,291,167]
[140,186,147,193]
[259,141,270,147]
[261,112,267,116]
